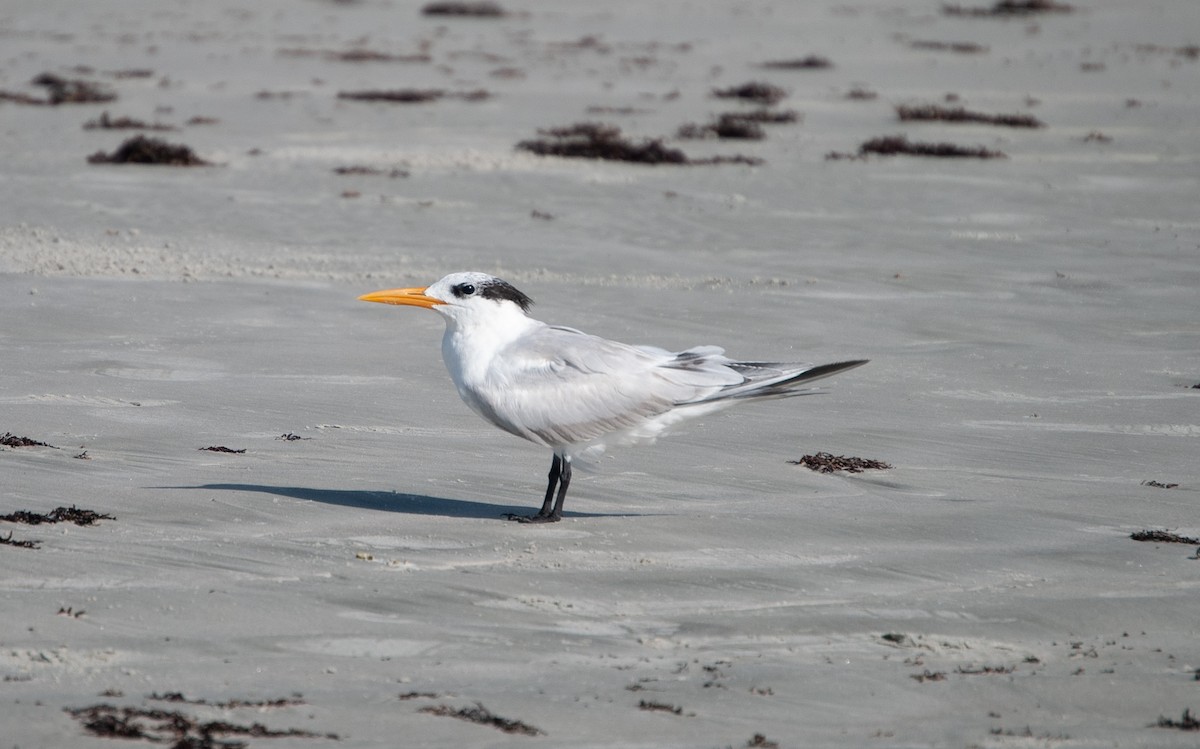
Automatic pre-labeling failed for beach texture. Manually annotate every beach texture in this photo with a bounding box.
[2,1,1198,746]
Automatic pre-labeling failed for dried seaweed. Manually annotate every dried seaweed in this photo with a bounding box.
[759,56,833,70]
[518,123,761,165]
[1,432,58,448]
[66,704,337,746]
[0,506,114,526]
[88,135,212,166]
[337,88,488,103]
[678,116,764,140]
[518,123,687,164]
[1141,480,1179,489]
[712,82,788,106]
[943,0,1073,16]
[835,134,1006,159]
[148,693,306,709]
[83,112,177,131]
[421,1,506,17]
[418,703,543,735]
[788,452,892,473]
[333,165,410,178]
[677,110,799,140]
[199,446,246,454]
[910,40,989,53]
[0,532,39,549]
[956,664,1016,675]
[1130,530,1200,544]
[896,104,1044,128]
[638,700,683,715]
[1152,709,1199,731]
[22,72,117,105]
[278,48,430,63]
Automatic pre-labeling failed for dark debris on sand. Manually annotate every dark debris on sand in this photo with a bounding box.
[518,123,762,165]
[827,134,1006,159]
[1152,709,1200,731]
[66,703,338,746]
[421,1,506,17]
[677,110,799,140]
[910,40,990,54]
[789,452,892,473]
[83,111,177,131]
[712,82,788,106]
[518,123,686,163]
[1141,480,1179,489]
[88,135,212,166]
[418,703,543,736]
[200,446,246,454]
[0,73,117,106]
[1130,530,1200,544]
[638,700,684,715]
[333,165,410,178]
[148,692,306,709]
[278,47,431,64]
[759,56,833,70]
[896,104,1044,128]
[337,88,489,103]
[943,0,1073,16]
[0,532,40,549]
[0,506,115,526]
[1,432,58,449]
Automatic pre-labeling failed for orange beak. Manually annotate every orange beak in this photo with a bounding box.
[357,286,443,309]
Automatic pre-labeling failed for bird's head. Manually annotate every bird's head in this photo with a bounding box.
[358,272,534,324]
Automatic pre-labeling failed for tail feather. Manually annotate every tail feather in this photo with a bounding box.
[679,359,868,405]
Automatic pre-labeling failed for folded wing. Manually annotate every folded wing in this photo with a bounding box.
[473,324,866,449]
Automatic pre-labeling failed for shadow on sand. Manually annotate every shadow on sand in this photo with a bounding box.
[172,483,625,520]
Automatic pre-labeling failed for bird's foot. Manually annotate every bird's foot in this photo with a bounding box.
[503,512,561,524]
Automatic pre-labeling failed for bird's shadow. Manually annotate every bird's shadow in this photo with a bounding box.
[166,483,625,520]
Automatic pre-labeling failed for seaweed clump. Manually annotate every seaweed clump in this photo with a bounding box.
[677,110,800,140]
[943,0,1073,16]
[418,703,542,735]
[88,135,212,166]
[896,104,1044,128]
[518,123,688,164]
[828,134,1005,159]
[1,72,116,106]
[337,88,488,103]
[712,82,788,106]
[421,2,506,16]
[789,452,892,473]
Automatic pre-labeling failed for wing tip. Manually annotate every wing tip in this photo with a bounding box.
[763,359,868,391]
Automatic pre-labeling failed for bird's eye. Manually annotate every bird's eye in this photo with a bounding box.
[453,282,476,297]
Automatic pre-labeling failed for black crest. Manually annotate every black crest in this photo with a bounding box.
[478,279,534,313]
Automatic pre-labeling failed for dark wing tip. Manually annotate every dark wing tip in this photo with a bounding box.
[777,359,868,388]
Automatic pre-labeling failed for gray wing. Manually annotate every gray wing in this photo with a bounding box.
[476,327,741,446]
[473,325,866,448]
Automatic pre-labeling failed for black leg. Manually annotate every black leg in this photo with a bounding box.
[506,454,565,523]
[536,454,562,517]
[547,457,571,521]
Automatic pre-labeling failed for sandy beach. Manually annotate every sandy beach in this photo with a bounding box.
[2,1,1198,746]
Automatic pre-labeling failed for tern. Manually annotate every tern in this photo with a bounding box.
[359,272,866,523]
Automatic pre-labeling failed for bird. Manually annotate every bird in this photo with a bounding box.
[359,272,866,523]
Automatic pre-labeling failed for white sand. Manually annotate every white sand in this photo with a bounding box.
[2,1,1198,746]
